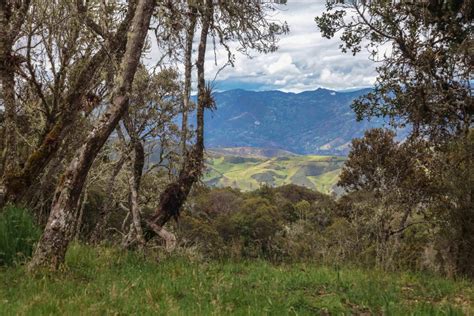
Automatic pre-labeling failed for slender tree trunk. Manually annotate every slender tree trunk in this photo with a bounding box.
[0,1,18,189]
[127,136,146,248]
[180,5,197,159]
[74,182,88,240]
[146,0,213,235]
[28,0,155,270]
[90,154,126,243]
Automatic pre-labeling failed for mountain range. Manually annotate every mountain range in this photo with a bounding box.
[199,88,393,155]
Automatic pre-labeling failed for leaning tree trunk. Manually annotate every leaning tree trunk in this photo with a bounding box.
[0,0,28,193]
[28,0,155,270]
[144,0,213,243]
[2,1,137,204]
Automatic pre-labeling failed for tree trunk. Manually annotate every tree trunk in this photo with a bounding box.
[90,154,126,244]
[28,0,155,270]
[180,5,197,160]
[145,0,213,236]
[127,136,146,248]
[74,181,89,240]
[0,1,18,191]
[3,1,137,204]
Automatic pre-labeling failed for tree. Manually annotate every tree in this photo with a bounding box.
[316,0,473,141]
[118,67,181,249]
[142,0,288,243]
[0,0,30,181]
[428,131,474,277]
[338,128,431,268]
[317,0,473,276]
[1,0,138,203]
[143,0,215,245]
[28,0,156,270]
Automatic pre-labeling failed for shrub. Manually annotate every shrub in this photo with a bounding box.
[0,205,41,266]
[215,197,283,259]
[178,215,225,258]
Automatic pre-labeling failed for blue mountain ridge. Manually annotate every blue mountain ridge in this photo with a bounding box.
[191,88,399,155]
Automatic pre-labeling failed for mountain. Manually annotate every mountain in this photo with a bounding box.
[204,147,345,194]
[200,88,391,155]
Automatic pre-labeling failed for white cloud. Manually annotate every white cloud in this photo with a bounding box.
[212,1,377,92]
[148,1,379,92]
[267,54,300,75]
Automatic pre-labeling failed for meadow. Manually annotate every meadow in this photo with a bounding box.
[1,243,472,315]
[204,149,345,194]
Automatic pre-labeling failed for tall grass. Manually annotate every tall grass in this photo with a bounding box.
[0,243,472,315]
[0,204,41,266]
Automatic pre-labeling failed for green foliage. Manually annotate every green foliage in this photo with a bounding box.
[314,0,472,278]
[179,185,340,263]
[0,205,41,266]
[216,197,283,259]
[0,243,472,315]
[428,131,474,277]
[316,0,472,140]
[177,182,468,276]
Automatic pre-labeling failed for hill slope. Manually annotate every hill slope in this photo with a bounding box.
[200,88,395,155]
[204,147,345,193]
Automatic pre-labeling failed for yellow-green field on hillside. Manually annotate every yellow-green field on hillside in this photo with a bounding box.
[204,148,345,193]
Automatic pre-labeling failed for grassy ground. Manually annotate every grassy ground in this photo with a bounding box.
[1,244,473,315]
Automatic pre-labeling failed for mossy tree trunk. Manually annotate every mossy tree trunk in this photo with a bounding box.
[0,0,30,197]
[3,1,137,204]
[28,0,156,270]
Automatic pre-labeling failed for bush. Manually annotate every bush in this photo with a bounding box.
[215,197,283,259]
[0,205,41,266]
[178,215,225,258]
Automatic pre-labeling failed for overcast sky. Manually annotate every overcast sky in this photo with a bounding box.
[206,1,378,92]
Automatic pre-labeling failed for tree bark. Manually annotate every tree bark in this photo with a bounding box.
[28,0,155,270]
[127,133,146,248]
[180,4,197,160]
[74,181,89,240]
[0,0,29,190]
[3,1,137,203]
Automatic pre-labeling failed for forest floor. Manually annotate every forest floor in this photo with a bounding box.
[1,243,473,315]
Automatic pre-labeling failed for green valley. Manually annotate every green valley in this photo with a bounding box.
[204,147,345,194]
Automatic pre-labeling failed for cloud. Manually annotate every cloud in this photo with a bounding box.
[146,1,378,92]
[206,1,378,92]
[267,54,300,75]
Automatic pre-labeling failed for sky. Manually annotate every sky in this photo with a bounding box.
[206,0,378,93]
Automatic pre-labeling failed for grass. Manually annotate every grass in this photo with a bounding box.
[0,205,41,266]
[1,243,473,315]
[204,153,345,194]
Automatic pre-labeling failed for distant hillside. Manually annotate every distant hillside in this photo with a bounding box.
[199,88,396,155]
[204,148,345,194]
[207,147,297,158]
